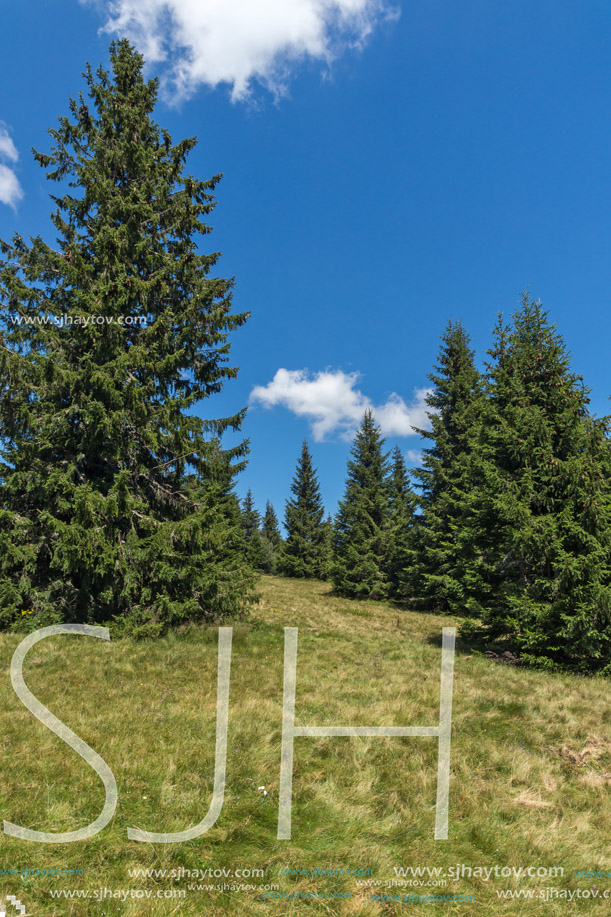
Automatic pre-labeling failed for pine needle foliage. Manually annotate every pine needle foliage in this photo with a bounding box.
[241,490,265,569]
[409,320,483,613]
[461,295,611,672]
[281,440,327,578]
[259,501,283,574]
[262,501,282,550]
[386,447,417,600]
[331,411,390,599]
[0,41,256,636]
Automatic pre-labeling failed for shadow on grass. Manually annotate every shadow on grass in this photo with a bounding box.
[424,624,525,667]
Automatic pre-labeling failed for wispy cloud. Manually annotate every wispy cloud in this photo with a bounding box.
[0,124,23,210]
[405,449,424,465]
[0,125,18,163]
[83,0,399,102]
[250,368,431,441]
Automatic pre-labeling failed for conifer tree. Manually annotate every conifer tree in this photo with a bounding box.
[281,440,327,578]
[242,489,261,539]
[241,490,264,569]
[259,500,283,574]
[262,501,282,550]
[321,514,335,581]
[258,536,276,575]
[462,295,611,671]
[386,447,417,600]
[409,320,483,613]
[0,41,256,635]
[331,411,390,598]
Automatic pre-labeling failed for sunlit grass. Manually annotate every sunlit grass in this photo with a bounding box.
[0,575,609,915]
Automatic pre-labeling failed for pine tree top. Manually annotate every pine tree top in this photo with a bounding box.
[417,319,482,441]
[242,489,261,535]
[0,40,256,632]
[0,39,250,491]
[343,409,389,490]
[284,439,325,523]
[486,293,586,417]
[337,410,390,518]
[389,446,415,510]
[262,500,282,546]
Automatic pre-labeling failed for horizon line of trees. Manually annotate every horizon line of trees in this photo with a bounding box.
[244,295,611,674]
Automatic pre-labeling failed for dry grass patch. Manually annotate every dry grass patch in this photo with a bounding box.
[0,575,609,915]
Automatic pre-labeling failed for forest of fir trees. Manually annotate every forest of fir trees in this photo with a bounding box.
[1,41,609,675]
[244,295,611,675]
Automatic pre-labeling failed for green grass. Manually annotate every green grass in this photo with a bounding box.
[1,576,610,915]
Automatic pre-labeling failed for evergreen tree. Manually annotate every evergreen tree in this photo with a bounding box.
[262,501,282,550]
[410,320,483,613]
[321,514,335,581]
[259,501,282,574]
[242,489,261,539]
[462,295,611,671]
[331,411,390,598]
[0,41,256,636]
[258,535,277,575]
[386,447,417,600]
[281,440,327,578]
[241,490,264,569]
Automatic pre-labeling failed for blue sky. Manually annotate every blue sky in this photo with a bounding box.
[1,0,610,524]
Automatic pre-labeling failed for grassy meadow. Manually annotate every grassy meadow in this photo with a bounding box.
[0,575,610,916]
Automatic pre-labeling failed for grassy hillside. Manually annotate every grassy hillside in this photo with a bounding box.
[0,576,610,915]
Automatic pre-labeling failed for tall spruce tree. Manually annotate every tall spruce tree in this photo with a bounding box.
[242,489,261,538]
[260,501,283,574]
[386,447,417,600]
[241,490,264,569]
[410,320,483,613]
[462,295,611,671]
[0,41,256,635]
[262,501,282,550]
[281,440,327,578]
[331,410,390,598]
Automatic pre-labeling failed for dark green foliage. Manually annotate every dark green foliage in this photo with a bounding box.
[409,320,483,613]
[321,514,335,581]
[259,501,283,574]
[262,501,282,550]
[241,490,265,569]
[386,447,417,600]
[281,440,327,578]
[331,411,390,599]
[241,489,261,539]
[0,41,256,636]
[460,296,611,671]
[258,535,277,575]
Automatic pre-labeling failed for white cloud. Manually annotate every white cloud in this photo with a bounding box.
[405,449,424,465]
[374,389,430,436]
[250,368,431,441]
[84,0,399,101]
[0,125,22,210]
[0,124,18,163]
[0,165,23,209]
